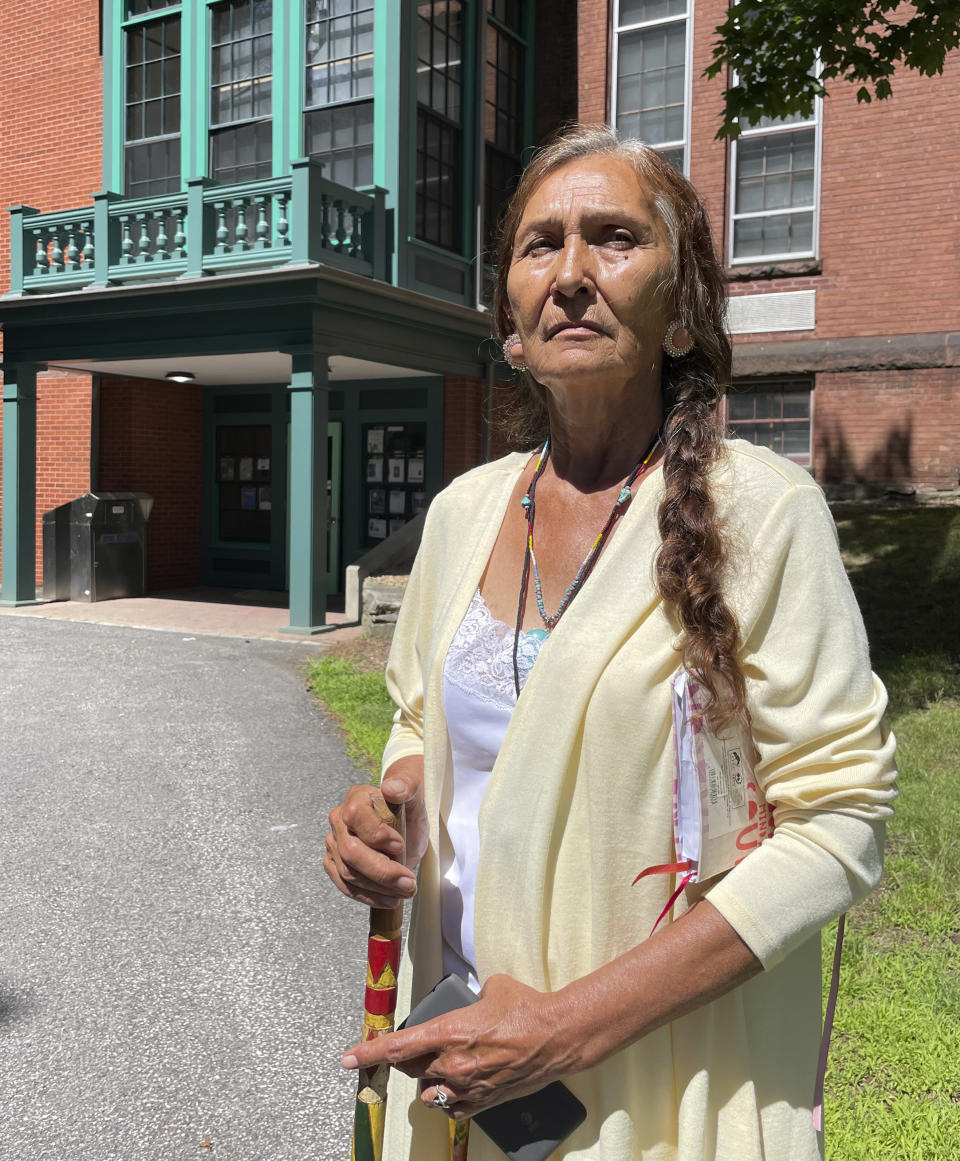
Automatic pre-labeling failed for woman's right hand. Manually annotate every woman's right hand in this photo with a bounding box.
[324,755,427,909]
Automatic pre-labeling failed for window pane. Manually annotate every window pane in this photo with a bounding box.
[782,392,810,419]
[305,100,374,190]
[144,22,163,61]
[126,104,142,141]
[619,0,686,23]
[782,425,810,456]
[727,384,812,463]
[727,394,754,421]
[617,24,685,148]
[211,120,273,184]
[144,99,163,137]
[145,59,163,99]
[125,14,180,145]
[163,95,180,134]
[124,138,181,197]
[735,129,815,213]
[305,0,376,109]
[127,64,144,103]
[733,211,814,258]
[127,0,179,16]
[209,0,273,157]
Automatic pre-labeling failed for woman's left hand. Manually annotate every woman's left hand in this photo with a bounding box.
[341,974,578,1119]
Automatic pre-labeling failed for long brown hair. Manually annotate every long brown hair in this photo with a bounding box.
[492,125,747,733]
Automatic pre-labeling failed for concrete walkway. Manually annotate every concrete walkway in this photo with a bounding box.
[0,587,364,647]
[0,614,373,1159]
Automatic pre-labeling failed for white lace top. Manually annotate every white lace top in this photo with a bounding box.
[440,589,545,990]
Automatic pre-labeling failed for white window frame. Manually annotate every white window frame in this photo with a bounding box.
[611,0,693,176]
[728,88,823,266]
[722,378,815,468]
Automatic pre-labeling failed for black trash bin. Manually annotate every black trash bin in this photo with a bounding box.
[42,492,154,602]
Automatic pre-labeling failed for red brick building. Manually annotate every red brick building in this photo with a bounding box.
[2,1,957,626]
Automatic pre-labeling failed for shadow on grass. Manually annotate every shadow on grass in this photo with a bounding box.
[832,506,960,718]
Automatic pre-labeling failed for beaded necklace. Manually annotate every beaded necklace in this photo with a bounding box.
[511,432,661,697]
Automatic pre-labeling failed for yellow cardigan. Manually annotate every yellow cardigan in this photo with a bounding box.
[380,440,897,1161]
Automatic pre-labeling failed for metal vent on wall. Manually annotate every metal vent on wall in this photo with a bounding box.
[726,290,816,335]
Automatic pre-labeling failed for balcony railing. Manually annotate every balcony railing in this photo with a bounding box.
[7,159,388,296]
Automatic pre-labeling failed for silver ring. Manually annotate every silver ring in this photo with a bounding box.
[431,1086,450,1109]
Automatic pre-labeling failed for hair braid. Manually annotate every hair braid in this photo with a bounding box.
[656,391,748,734]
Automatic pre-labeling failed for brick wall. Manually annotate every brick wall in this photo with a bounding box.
[0,0,102,322]
[814,369,960,491]
[585,0,960,491]
[0,0,102,588]
[442,376,486,484]
[687,0,960,343]
[577,0,611,125]
[98,377,204,591]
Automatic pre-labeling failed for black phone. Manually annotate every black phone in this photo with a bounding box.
[398,974,587,1161]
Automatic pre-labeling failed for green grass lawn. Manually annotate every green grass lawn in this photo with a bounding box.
[308,506,960,1156]
[824,507,960,1159]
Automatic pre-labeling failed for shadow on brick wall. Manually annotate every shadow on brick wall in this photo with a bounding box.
[818,414,914,487]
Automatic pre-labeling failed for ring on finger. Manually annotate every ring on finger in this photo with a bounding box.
[431,1085,451,1110]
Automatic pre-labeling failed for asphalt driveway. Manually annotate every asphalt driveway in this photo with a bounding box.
[0,616,371,1160]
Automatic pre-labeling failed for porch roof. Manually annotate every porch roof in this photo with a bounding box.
[0,260,496,381]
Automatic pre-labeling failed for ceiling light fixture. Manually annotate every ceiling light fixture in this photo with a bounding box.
[165,371,196,384]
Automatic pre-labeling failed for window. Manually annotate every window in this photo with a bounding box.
[304,0,375,189]
[415,1,464,251]
[725,380,813,465]
[613,0,689,172]
[730,104,820,262]
[484,0,526,252]
[209,0,273,185]
[124,11,182,197]
[126,0,179,15]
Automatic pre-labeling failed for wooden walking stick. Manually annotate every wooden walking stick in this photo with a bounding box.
[350,792,471,1161]
[351,792,405,1161]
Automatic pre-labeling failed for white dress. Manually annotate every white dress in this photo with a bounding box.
[440,589,545,990]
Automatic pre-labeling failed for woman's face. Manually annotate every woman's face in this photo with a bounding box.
[506,156,674,394]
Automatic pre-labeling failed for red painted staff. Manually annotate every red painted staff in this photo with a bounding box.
[351,793,404,1161]
[350,794,471,1161]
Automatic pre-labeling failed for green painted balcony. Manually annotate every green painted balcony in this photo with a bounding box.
[7,159,388,296]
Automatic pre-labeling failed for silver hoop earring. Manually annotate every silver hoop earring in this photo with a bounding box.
[502,332,526,371]
[663,321,694,359]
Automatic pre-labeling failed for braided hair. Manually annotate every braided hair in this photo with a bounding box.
[492,125,747,733]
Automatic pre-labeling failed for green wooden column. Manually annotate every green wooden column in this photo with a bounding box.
[283,350,333,634]
[0,364,41,606]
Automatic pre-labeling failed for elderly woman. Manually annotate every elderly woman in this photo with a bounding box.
[325,126,896,1161]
